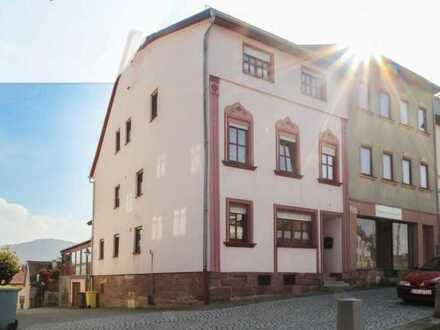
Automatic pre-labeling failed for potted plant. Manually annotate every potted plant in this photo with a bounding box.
[0,248,20,330]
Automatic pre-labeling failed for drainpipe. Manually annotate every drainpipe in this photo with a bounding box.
[202,9,216,305]
[89,177,95,292]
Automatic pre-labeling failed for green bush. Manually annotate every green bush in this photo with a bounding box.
[0,248,20,285]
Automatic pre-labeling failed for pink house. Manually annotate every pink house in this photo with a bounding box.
[90,9,350,307]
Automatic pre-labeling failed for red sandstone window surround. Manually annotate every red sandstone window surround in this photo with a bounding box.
[274,205,316,249]
[318,130,340,186]
[223,103,256,171]
[224,198,256,248]
[274,117,302,179]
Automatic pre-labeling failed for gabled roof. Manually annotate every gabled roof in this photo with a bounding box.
[60,239,92,254]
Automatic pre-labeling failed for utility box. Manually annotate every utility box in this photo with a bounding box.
[85,291,98,308]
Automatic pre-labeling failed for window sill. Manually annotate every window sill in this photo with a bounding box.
[359,174,377,181]
[381,178,399,185]
[277,242,315,249]
[317,178,342,186]
[379,115,393,122]
[274,170,303,179]
[132,251,141,255]
[401,183,416,190]
[224,241,256,248]
[243,71,274,83]
[135,193,143,199]
[419,187,432,192]
[222,160,257,171]
[398,123,412,130]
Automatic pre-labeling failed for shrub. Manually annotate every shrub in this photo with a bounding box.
[0,248,21,285]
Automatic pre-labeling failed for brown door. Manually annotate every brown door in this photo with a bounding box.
[72,282,81,307]
[423,225,434,264]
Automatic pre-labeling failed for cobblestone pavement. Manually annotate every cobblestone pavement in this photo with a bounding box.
[18,288,433,330]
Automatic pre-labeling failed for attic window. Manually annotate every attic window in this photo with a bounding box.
[301,67,326,101]
[150,89,158,121]
[243,44,273,81]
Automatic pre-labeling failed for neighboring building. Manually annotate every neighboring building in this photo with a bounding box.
[346,58,440,284]
[89,8,440,306]
[10,264,29,309]
[89,8,350,307]
[435,95,440,210]
[59,240,92,307]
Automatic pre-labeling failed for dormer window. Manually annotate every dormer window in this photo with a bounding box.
[243,44,273,81]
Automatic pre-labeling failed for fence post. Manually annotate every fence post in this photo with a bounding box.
[337,298,362,330]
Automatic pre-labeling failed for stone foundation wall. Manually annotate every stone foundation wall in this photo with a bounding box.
[94,272,321,307]
[343,270,385,286]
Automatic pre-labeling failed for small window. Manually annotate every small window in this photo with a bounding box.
[99,239,104,260]
[113,234,119,258]
[379,92,391,118]
[125,119,131,144]
[358,81,369,110]
[276,209,313,248]
[420,163,429,189]
[418,108,427,132]
[321,144,336,181]
[115,130,121,153]
[382,153,393,181]
[134,226,142,254]
[151,89,158,121]
[257,274,271,286]
[136,170,143,197]
[279,138,296,173]
[301,68,326,100]
[360,146,372,176]
[402,158,412,185]
[228,124,248,164]
[400,100,409,125]
[114,185,120,209]
[225,198,254,246]
[283,274,296,286]
[242,44,272,81]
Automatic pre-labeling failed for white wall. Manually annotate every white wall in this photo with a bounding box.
[92,21,209,275]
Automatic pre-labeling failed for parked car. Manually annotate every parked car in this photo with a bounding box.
[397,257,440,303]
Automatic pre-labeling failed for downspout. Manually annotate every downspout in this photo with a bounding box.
[89,177,95,291]
[202,9,216,305]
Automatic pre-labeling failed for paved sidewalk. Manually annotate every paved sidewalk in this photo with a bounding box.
[18,288,433,330]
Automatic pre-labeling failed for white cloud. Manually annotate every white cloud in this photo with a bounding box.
[0,197,90,245]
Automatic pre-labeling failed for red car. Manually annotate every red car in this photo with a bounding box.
[397,257,440,303]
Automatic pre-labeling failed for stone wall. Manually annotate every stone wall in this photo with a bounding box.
[94,272,321,307]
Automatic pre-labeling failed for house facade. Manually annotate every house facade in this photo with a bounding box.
[59,240,92,307]
[89,9,439,306]
[345,59,440,284]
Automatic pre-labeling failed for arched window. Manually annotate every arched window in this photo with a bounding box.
[318,129,340,186]
[274,117,302,178]
[223,103,256,170]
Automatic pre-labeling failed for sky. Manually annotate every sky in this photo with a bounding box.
[1,0,439,244]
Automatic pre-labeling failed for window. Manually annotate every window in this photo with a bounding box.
[402,158,412,185]
[151,89,158,121]
[420,163,429,189]
[80,248,87,275]
[228,125,248,164]
[382,152,393,181]
[99,239,104,260]
[276,209,313,248]
[114,185,120,209]
[136,170,143,197]
[400,100,409,125]
[358,81,369,110]
[242,44,272,81]
[224,103,254,170]
[418,107,427,132]
[279,138,295,173]
[301,68,326,100]
[360,146,372,176]
[379,92,390,118]
[257,275,271,286]
[125,119,131,144]
[115,130,121,153]
[113,234,119,258]
[225,198,254,247]
[134,226,142,254]
[275,117,300,178]
[321,144,336,181]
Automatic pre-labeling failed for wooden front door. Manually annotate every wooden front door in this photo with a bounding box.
[423,225,434,264]
[72,282,81,307]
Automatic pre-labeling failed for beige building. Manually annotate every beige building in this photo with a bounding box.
[90,9,352,307]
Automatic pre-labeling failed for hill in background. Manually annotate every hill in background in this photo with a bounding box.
[2,239,76,263]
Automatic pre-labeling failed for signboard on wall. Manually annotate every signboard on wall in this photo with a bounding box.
[375,204,402,220]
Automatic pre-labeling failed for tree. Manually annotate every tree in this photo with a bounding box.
[0,248,20,285]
